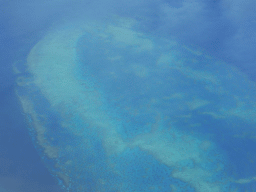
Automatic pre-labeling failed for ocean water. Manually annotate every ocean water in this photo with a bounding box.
[1,1,256,192]
[0,19,65,192]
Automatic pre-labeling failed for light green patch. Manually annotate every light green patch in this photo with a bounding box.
[107,25,154,51]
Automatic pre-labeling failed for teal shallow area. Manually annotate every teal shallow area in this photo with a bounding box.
[16,20,256,191]
[110,147,194,192]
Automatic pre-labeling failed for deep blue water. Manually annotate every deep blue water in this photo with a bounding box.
[0,25,64,192]
[1,1,256,191]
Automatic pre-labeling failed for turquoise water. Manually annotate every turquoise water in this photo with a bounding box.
[13,19,256,191]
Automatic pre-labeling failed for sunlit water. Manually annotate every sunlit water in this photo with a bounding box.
[14,17,256,191]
